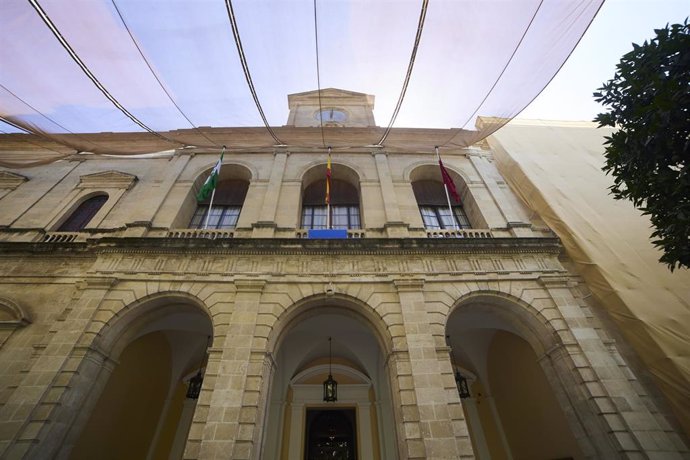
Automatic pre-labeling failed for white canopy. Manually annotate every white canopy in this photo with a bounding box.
[0,0,603,165]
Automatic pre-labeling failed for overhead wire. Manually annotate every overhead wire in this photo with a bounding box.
[110,0,221,149]
[27,0,184,147]
[439,0,544,149]
[224,0,285,146]
[0,83,102,152]
[375,0,429,147]
[312,0,326,149]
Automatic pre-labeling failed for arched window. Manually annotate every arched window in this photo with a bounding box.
[302,179,360,229]
[190,179,248,229]
[412,180,471,229]
[57,194,108,231]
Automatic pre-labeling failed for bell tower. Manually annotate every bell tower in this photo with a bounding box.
[286,88,376,127]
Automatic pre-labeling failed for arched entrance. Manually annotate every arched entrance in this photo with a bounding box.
[64,294,213,459]
[261,299,399,460]
[446,294,585,460]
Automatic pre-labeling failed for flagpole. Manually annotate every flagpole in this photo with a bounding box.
[203,187,217,230]
[327,146,332,229]
[203,145,225,230]
[436,146,458,230]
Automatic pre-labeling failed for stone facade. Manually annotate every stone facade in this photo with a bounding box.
[0,93,688,459]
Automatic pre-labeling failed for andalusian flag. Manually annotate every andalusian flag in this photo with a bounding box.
[325,149,332,205]
[196,148,225,202]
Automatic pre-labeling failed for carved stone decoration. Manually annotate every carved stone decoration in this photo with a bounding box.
[0,171,28,190]
[78,171,138,190]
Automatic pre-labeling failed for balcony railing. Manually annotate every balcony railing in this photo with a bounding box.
[166,229,234,239]
[426,229,493,239]
[42,232,80,243]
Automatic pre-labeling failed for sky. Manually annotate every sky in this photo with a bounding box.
[517,0,689,121]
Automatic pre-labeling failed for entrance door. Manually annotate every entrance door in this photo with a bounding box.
[305,408,357,460]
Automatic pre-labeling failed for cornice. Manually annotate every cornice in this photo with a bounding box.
[0,236,562,257]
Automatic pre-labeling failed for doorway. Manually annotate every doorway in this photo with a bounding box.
[305,408,357,460]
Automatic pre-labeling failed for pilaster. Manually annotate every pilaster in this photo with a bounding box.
[373,151,408,237]
[253,150,288,237]
[538,276,686,458]
[194,279,266,460]
[467,153,529,233]
[393,279,472,459]
[3,277,118,460]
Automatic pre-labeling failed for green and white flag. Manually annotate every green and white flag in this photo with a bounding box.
[196,148,224,202]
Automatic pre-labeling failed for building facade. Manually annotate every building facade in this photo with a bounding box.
[0,90,687,459]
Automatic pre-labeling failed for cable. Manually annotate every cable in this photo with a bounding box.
[312,0,326,148]
[376,0,429,146]
[440,0,544,148]
[0,116,31,135]
[110,0,220,149]
[0,83,103,152]
[27,0,183,146]
[224,0,285,146]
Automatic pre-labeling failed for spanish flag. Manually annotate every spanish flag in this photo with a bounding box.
[325,149,332,205]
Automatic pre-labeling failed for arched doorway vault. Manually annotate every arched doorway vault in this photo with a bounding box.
[58,293,214,460]
[260,295,401,460]
[445,293,592,460]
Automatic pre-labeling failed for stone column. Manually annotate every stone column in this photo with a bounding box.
[253,150,288,237]
[393,279,473,459]
[372,150,408,237]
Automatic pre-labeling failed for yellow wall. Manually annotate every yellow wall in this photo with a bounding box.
[70,331,172,460]
[151,381,187,459]
[471,380,509,460]
[488,331,582,460]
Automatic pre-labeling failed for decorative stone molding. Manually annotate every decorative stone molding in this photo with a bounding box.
[78,170,137,190]
[0,171,28,190]
[234,279,267,293]
[0,297,31,329]
[393,279,425,291]
[76,277,119,290]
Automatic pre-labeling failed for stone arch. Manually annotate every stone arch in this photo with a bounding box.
[298,160,363,188]
[404,160,473,186]
[445,289,593,459]
[190,159,256,184]
[266,292,395,357]
[260,292,403,460]
[92,291,215,357]
[54,291,215,460]
[446,290,560,356]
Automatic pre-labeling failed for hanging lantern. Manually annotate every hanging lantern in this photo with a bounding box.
[323,337,338,402]
[455,371,471,399]
[187,370,204,399]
